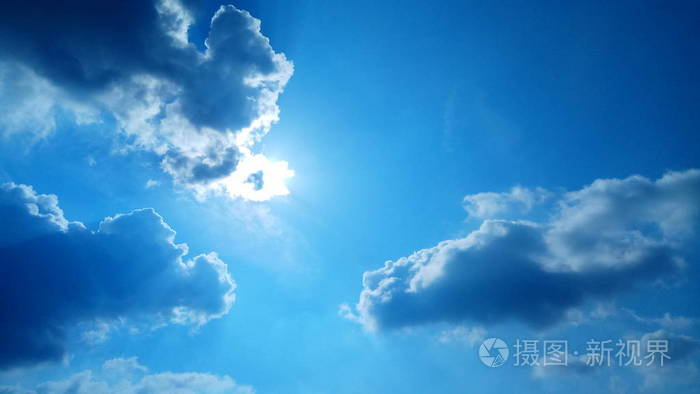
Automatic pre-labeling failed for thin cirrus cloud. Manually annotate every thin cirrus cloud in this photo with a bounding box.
[342,169,700,331]
[0,183,236,369]
[0,0,294,201]
[0,357,255,394]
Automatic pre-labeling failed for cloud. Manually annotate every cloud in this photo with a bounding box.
[0,63,58,140]
[0,183,236,369]
[624,310,695,331]
[145,179,160,189]
[0,357,254,394]
[631,330,700,391]
[0,1,293,200]
[345,169,700,331]
[532,330,700,381]
[532,353,592,379]
[436,326,486,347]
[639,330,700,365]
[463,186,551,220]
[102,357,148,376]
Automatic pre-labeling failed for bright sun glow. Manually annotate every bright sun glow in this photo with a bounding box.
[216,154,294,201]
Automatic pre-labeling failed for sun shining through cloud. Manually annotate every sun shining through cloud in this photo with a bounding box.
[216,154,295,201]
[0,0,294,202]
[1,1,700,393]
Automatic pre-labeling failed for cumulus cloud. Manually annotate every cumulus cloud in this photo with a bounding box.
[0,357,254,394]
[345,170,700,331]
[0,183,236,369]
[0,0,293,200]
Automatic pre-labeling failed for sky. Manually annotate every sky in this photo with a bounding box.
[0,1,699,393]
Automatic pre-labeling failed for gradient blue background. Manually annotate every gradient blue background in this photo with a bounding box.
[1,1,699,393]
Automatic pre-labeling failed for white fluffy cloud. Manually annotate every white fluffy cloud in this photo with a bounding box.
[345,169,700,331]
[463,186,551,220]
[0,183,236,368]
[0,357,254,394]
[0,1,293,200]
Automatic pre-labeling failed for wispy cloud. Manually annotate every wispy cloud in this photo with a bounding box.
[0,357,254,394]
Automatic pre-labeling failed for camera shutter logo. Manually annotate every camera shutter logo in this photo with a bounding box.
[479,338,509,367]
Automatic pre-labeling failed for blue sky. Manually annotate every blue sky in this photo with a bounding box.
[0,1,699,393]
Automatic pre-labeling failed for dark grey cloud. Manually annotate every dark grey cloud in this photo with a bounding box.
[344,170,700,331]
[0,0,293,199]
[0,183,236,369]
[164,147,241,184]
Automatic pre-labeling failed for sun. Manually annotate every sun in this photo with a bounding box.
[216,154,295,202]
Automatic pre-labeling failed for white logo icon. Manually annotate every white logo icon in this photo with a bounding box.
[479,337,509,367]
